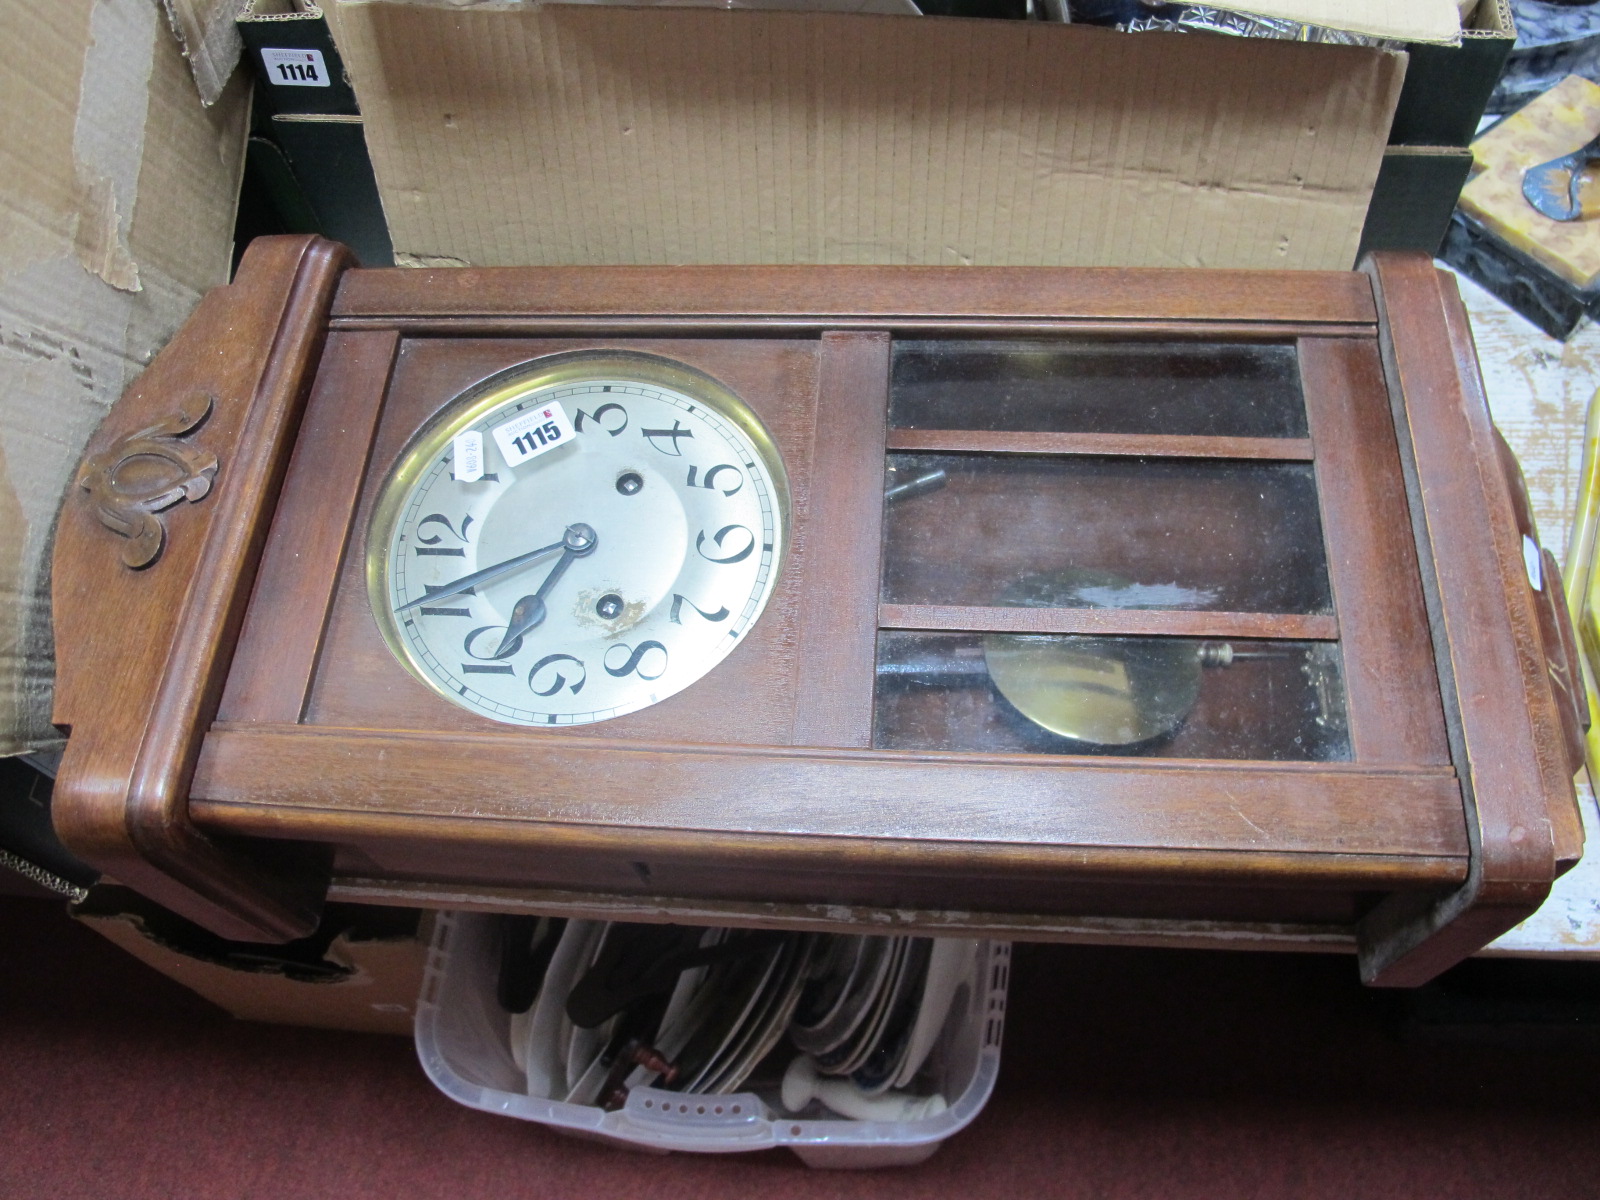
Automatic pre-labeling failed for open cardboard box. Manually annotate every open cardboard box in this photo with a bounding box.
[0,0,247,757]
[1356,0,1515,260]
[323,0,1413,272]
[246,0,1517,273]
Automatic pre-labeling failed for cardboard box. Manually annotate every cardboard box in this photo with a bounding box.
[237,1,396,265]
[77,888,430,1036]
[0,0,247,757]
[1357,144,1476,258]
[238,0,360,115]
[161,0,249,107]
[266,116,395,266]
[1390,0,1516,148]
[325,0,1408,271]
[1345,2,1514,259]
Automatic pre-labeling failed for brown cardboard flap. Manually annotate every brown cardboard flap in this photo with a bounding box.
[159,0,244,105]
[327,2,1406,271]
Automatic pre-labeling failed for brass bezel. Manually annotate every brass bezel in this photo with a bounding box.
[366,349,792,721]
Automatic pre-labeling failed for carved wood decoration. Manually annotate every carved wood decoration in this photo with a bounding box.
[52,236,353,942]
[76,396,219,568]
[50,240,1584,984]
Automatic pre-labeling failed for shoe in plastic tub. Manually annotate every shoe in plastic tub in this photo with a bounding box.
[413,911,1009,1168]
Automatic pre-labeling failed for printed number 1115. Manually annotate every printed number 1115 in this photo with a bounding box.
[513,422,563,456]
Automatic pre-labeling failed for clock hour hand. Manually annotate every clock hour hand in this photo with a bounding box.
[493,523,598,658]
[394,536,567,614]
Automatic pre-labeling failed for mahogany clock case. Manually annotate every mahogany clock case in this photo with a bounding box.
[49,236,1587,988]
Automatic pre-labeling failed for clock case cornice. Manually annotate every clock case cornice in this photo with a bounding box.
[49,235,1586,986]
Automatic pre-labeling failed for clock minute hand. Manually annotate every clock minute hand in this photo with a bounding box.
[394,537,567,614]
[493,523,598,658]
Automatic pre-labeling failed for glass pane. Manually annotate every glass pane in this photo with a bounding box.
[882,453,1332,614]
[889,341,1307,438]
[873,632,1351,761]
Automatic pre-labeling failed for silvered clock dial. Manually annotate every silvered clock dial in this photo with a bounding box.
[367,350,789,726]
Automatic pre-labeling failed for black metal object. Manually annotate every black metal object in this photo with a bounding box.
[1440,210,1600,339]
[0,757,97,898]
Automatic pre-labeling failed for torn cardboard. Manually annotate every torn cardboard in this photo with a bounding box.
[0,0,247,756]
[78,889,429,1036]
[325,1,1406,271]
[159,0,246,106]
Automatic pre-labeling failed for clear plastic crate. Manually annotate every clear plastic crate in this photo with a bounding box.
[414,911,1009,1168]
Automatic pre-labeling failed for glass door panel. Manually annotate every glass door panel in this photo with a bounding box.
[873,632,1351,761]
[881,453,1333,615]
[889,341,1308,438]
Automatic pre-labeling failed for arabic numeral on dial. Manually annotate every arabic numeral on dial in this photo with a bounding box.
[419,583,475,618]
[574,402,628,437]
[461,624,517,672]
[641,421,694,456]
[686,463,743,496]
[529,653,586,697]
[671,594,730,625]
[604,640,668,680]
[696,524,755,565]
[415,512,474,557]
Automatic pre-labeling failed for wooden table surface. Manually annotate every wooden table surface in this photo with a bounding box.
[1449,267,1600,958]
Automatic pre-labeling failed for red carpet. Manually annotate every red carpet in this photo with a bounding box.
[5,896,1600,1199]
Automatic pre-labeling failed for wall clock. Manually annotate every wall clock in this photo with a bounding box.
[50,236,1587,987]
[367,350,789,727]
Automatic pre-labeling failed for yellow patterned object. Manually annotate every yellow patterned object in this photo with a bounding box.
[1462,76,1600,289]
[1564,387,1600,783]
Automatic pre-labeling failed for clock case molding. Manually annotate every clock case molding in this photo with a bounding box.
[50,235,1588,988]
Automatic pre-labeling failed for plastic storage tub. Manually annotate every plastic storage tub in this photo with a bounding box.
[414,911,1009,1168]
